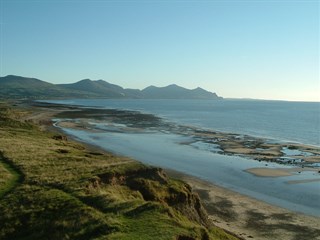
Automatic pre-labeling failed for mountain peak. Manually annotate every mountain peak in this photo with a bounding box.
[5,74,21,78]
[96,79,106,83]
[166,84,180,88]
[79,78,93,82]
[142,84,221,99]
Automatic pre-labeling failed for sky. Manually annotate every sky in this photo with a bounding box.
[0,0,319,101]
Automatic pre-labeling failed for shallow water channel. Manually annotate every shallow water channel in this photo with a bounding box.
[61,127,320,217]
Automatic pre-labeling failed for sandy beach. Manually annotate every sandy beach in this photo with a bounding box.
[244,167,320,178]
[167,170,320,240]
[26,101,320,240]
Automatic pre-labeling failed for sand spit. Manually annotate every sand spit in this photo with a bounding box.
[245,168,293,177]
[244,167,318,177]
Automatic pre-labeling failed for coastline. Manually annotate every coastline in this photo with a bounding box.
[41,100,320,167]
[166,169,320,240]
[1,101,238,240]
[25,101,320,239]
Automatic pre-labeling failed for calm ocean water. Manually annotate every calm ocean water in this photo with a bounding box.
[46,99,320,146]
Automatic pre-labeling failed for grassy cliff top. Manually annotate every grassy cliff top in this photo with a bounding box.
[0,103,238,240]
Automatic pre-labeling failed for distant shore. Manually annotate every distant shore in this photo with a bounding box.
[27,100,320,240]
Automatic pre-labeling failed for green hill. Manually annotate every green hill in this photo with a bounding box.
[58,79,129,98]
[0,75,99,99]
[142,84,221,99]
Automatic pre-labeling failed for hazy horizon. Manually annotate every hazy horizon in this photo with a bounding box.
[1,1,319,102]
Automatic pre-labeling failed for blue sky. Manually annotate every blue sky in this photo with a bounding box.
[1,0,319,101]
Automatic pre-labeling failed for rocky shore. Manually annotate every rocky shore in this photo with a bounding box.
[37,101,320,175]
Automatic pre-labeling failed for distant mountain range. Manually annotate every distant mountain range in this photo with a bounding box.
[0,75,222,100]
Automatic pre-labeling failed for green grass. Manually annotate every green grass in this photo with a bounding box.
[110,206,197,240]
[0,185,118,240]
[0,103,239,240]
[0,155,21,198]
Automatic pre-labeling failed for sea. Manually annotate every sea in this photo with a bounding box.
[46,99,320,146]
[43,99,320,216]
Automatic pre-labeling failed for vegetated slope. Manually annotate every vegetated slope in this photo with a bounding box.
[0,103,237,240]
[0,75,102,99]
[1,75,222,100]
[142,84,221,99]
[58,79,143,98]
[61,80,222,99]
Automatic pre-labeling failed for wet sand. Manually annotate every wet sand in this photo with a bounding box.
[167,170,320,240]
[245,168,293,177]
[245,167,319,177]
